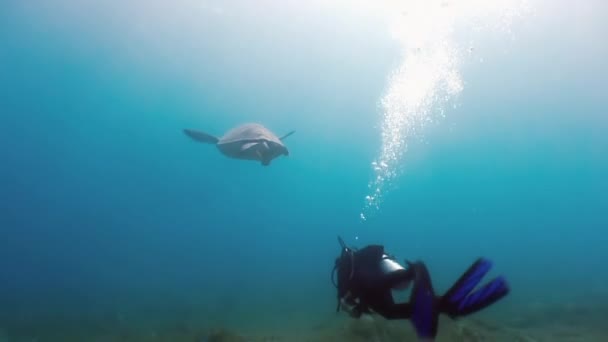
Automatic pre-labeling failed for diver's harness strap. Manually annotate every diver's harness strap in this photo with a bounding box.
[332,236,357,312]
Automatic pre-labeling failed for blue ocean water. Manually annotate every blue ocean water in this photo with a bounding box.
[1,0,607,339]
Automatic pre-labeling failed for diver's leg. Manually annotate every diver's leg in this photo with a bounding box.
[364,262,440,338]
[365,290,413,319]
[373,302,413,319]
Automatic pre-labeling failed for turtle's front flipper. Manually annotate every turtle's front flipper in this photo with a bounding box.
[183,129,219,144]
[279,130,295,140]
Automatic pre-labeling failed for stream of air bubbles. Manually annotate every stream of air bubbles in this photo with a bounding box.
[360,0,531,222]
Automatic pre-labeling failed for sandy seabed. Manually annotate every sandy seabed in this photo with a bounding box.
[1,301,607,342]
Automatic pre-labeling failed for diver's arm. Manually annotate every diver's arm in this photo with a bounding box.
[340,299,363,318]
[339,293,371,318]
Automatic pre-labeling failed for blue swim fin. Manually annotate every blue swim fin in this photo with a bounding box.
[407,258,510,340]
[408,261,440,339]
[440,258,510,318]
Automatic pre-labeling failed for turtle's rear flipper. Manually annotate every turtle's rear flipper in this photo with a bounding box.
[183,129,219,144]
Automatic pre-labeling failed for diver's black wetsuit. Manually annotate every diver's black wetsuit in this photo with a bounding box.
[336,245,413,317]
[332,237,510,340]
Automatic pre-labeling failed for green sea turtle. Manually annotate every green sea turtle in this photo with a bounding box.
[183,123,295,166]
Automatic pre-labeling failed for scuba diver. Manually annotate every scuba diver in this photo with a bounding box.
[331,236,510,341]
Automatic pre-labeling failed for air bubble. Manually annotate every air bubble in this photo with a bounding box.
[361,0,530,222]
